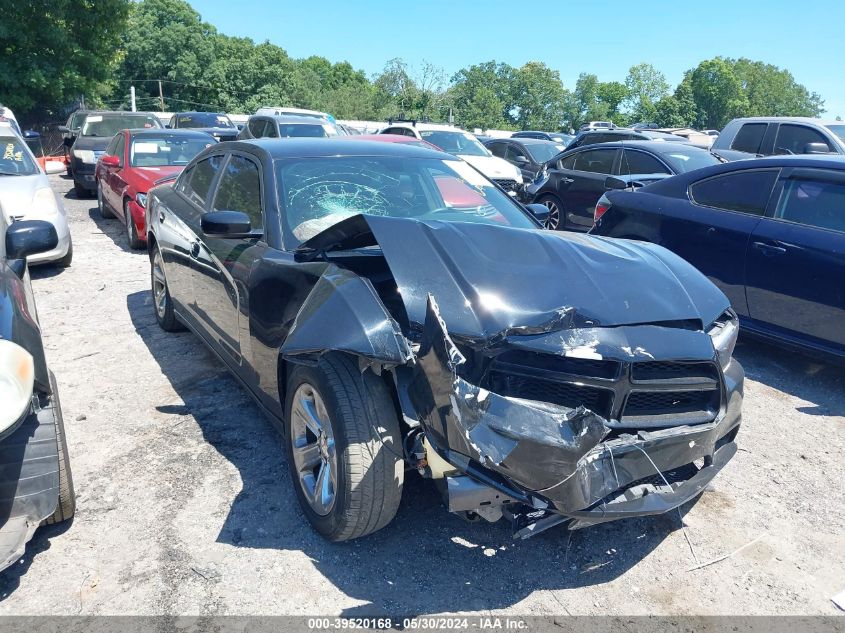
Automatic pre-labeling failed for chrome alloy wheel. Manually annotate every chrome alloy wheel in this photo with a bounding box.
[152,250,168,319]
[290,383,337,516]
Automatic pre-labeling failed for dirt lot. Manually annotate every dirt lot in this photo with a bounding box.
[0,173,842,616]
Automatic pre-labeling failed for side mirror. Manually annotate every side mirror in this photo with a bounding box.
[605,176,628,191]
[165,124,172,129]
[201,211,255,238]
[57,126,69,134]
[513,155,529,165]
[6,220,59,263]
[23,130,41,139]
[101,155,120,168]
[804,142,831,154]
[525,203,551,225]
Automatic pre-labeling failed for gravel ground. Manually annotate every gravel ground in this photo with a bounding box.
[0,173,842,616]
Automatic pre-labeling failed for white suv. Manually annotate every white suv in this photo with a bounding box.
[379,122,523,194]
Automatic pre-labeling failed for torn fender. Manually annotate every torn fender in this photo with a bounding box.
[281,265,413,366]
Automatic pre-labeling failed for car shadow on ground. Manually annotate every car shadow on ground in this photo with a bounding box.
[734,336,845,417]
[126,289,700,615]
[86,206,139,255]
[0,521,73,601]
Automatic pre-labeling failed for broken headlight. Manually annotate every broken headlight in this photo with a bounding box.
[708,310,739,371]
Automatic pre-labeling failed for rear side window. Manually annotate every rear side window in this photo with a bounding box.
[620,150,671,175]
[573,149,616,174]
[731,123,767,154]
[487,142,506,158]
[775,177,845,233]
[212,155,263,229]
[774,124,832,155]
[179,155,223,207]
[248,119,266,138]
[690,169,778,215]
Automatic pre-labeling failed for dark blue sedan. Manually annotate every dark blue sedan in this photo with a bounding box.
[591,155,845,360]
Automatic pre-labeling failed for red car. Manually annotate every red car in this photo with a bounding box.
[95,129,215,248]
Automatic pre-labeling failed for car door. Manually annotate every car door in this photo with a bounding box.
[745,168,845,352]
[192,152,266,367]
[99,134,122,210]
[661,168,780,315]
[559,148,620,230]
[772,123,835,156]
[162,153,226,324]
[105,133,129,217]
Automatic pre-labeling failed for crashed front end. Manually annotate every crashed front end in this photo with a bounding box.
[406,295,742,536]
[292,215,744,536]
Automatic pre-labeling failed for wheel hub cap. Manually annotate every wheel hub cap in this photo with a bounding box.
[290,383,337,516]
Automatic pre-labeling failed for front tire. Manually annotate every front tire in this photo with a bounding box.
[538,194,563,230]
[125,199,144,250]
[44,374,76,525]
[285,354,403,541]
[56,240,73,268]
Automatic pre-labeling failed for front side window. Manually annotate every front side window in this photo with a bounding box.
[105,134,122,158]
[277,124,327,138]
[130,135,214,167]
[557,153,577,170]
[690,169,779,215]
[248,119,266,138]
[212,155,263,230]
[620,150,670,175]
[573,149,616,174]
[774,177,845,233]
[276,156,536,244]
[505,145,529,162]
[180,155,223,207]
[731,123,767,154]
[774,124,832,155]
[81,114,160,137]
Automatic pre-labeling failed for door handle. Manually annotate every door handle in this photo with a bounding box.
[190,242,200,258]
[753,241,786,256]
[562,177,574,184]
[159,210,166,223]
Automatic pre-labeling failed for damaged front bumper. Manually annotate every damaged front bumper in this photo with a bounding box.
[406,295,743,536]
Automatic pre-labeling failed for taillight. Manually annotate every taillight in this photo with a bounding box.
[594,198,611,223]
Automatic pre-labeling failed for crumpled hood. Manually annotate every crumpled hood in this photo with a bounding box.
[459,154,522,182]
[298,215,730,339]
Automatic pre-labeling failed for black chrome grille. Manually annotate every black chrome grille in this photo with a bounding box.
[487,372,612,416]
[484,353,722,429]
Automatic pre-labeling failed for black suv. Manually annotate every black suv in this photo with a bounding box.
[0,215,75,571]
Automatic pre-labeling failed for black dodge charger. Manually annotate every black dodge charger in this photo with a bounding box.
[144,139,744,541]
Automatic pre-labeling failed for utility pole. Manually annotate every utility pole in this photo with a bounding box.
[130,85,136,112]
[158,81,165,111]
[80,94,86,110]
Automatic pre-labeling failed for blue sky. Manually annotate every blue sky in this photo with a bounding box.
[191,0,845,118]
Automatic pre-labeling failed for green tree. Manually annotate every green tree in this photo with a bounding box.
[686,58,749,129]
[624,63,670,122]
[449,61,514,129]
[730,58,823,117]
[596,81,628,120]
[0,0,131,117]
[654,82,697,127]
[510,61,566,130]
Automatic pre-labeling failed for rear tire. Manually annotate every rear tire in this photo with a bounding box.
[125,199,143,250]
[538,194,563,230]
[97,184,111,219]
[284,354,403,541]
[150,248,182,332]
[44,375,76,525]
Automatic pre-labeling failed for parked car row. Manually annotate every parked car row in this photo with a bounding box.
[3,105,841,572]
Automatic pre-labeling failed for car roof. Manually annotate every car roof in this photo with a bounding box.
[384,122,463,132]
[729,116,843,126]
[488,137,560,146]
[84,111,159,117]
[256,115,332,125]
[567,140,707,154]
[237,138,455,160]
